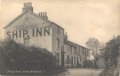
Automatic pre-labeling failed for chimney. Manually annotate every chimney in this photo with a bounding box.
[22,2,33,13]
[64,32,68,40]
[38,12,48,20]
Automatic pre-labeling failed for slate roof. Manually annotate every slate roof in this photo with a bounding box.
[64,39,89,50]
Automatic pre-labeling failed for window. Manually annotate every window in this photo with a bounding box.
[61,46,64,51]
[70,46,72,53]
[82,48,84,55]
[75,47,77,54]
[24,37,30,46]
[80,58,82,62]
[79,48,81,54]
[72,47,75,54]
[57,38,60,50]
[67,55,70,64]
[85,51,87,59]
[67,45,70,51]
[64,44,66,51]
[56,53,59,64]
[57,27,60,34]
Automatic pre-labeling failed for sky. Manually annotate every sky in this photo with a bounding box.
[0,0,120,46]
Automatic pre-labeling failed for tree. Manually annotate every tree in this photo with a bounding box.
[99,35,120,76]
[85,37,100,58]
[104,35,120,69]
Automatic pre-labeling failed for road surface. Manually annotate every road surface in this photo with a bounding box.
[56,68,103,76]
[2,68,103,76]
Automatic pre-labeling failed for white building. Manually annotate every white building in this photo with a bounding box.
[4,2,91,67]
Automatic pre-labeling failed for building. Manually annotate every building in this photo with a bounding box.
[3,2,91,67]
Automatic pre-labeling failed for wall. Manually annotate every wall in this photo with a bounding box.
[4,11,90,68]
[4,12,53,52]
[51,23,64,66]
[64,41,85,68]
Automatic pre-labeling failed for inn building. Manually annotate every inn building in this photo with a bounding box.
[4,2,91,67]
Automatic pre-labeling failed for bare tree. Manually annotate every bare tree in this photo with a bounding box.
[85,37,100,58]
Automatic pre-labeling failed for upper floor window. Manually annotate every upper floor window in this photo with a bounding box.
[79,48,81,54]
[82,49,84,55]
[57,27,60,34]
[75,47,77,54]
[61,46,64,51]
[85,51,86,56]
[57,38,60,50]
[70,46,72,53]
[67,45,70,51]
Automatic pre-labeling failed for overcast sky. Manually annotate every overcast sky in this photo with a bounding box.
[0,0,120,46]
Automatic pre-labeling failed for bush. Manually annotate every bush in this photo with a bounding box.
[83,60,98,68]
[0,39,64,74]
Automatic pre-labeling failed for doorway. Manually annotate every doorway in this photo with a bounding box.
[61,51,64,67]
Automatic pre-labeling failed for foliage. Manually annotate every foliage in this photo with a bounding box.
[100,35,120,76]
[0,39,63,74]
[85,37,100,58]
[83,60,98,68]
[103,35,120,69]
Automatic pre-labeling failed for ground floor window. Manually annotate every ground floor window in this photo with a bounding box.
[24,37,30,46]
[56,53,59,65]
[66,55,70,64]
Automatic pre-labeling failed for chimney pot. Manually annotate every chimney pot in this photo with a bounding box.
[22,2,33,13]
[38,12,48,20]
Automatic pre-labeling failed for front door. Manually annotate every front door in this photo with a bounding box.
[71,56,73,67]
[61,51,64,67]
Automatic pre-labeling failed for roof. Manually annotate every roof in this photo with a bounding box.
[64,39,89,50]
[3,11,64,30]
[64,40,78,47]
[80,45,89,50]
[3,11,27,29]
